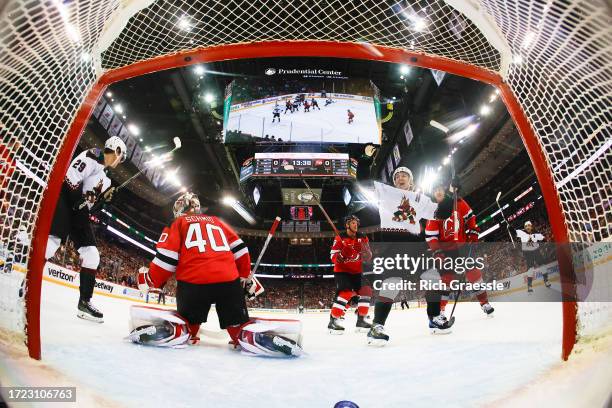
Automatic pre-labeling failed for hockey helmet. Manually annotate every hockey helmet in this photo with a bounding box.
[104,136,127,163]
[173,192,201,218]
[392,166,413,182]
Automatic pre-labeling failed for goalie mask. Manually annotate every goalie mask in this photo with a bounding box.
[173,192,201,218]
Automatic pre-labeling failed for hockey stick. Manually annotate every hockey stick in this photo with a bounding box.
[301,176,340,237]
[495,191,516,248]
[81,137,182,211]
[251,216,281,276]
[446,244,474,327]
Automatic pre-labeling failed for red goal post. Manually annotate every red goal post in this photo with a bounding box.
[25,41,576,360]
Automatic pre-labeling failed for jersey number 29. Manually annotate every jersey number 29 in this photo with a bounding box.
[184,223,230,253]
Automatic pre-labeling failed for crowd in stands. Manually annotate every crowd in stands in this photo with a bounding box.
[45,201,558,308]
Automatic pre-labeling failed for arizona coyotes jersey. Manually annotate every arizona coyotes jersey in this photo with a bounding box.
[516,229,545,251]
[330,233,369,274]
[425,198,478,253]
[148,214,251,286]
[64,149,111,208]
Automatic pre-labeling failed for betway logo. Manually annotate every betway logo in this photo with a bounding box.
[48,268,75,283]
[95,281,114,294]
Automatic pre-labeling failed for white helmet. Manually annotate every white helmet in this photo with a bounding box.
[524,221,533,227]
[392,166,413,182]
[105,136,127,163]
[173,192,201,218]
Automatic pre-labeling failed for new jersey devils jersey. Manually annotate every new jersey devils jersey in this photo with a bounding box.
[330,233,370,274]
[425,198,478,253]
[149,214,251,286]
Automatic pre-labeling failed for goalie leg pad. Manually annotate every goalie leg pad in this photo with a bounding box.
[127,305,191,348]
[237,318,304,357]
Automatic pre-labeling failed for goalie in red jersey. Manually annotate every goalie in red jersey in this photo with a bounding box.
[132,192,303,357]
[424,179,494,333]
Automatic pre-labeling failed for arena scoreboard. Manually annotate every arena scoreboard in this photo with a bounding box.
[246,152,355,178]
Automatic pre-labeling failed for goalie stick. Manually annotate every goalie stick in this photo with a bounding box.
[251,216,281,276]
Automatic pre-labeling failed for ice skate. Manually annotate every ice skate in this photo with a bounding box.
[429,314,452,334]
[77,299,104,323]
[328,316,345,335]
[367,324,389,346]
[355,315,372,333]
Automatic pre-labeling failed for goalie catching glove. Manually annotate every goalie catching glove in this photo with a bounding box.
[241,275,264,300]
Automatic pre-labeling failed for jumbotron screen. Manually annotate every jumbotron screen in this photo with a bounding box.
[251,152,352,177]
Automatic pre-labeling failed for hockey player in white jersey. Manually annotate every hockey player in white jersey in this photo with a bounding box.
[367,167,439,345]
[516,221,550,292]
[44,136,127,322]
[272,103,281,123]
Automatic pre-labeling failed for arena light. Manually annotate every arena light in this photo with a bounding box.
[449,123,479,143]
[164,169,181,187]
[127,124,140,136]
[222,195,237,206]
[106,91,112,98]
[429,120,449,133]
[177,15,192,32]
[442,157,450,166]
[400,65,410,75]
[480,105,491,116]
[522,31,536,49]
[478,223,500,239]
[193,65,205,75]
[514,186,533,202]
[203,93,214,103]
[144,146,151,152]
[419,166,437,193]
[113,104,123,114]
[107,226,155,255]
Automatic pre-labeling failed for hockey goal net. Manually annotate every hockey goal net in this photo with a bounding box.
[0,0,610,360]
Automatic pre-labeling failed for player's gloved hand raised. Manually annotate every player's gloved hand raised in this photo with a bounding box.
[102,187,116,203]
[241,275,264,300]
[137,266,160,294]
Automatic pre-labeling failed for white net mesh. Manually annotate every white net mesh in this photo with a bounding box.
[0,0,610,355]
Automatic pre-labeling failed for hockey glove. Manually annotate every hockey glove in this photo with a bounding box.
[241,275,265,300]
[138,266,160,294]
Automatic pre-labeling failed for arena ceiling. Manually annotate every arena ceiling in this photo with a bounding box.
[83,56,519,231]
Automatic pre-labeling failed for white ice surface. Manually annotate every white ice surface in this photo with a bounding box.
[26,280,578,407]
[226,98,379,144]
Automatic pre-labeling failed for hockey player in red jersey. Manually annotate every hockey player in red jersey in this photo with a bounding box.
[347,109,355,124]
[424,180,494,333]
[327,215,373,334]
[135,192,303,356]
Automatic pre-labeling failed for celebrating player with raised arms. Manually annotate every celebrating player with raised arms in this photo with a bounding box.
[425,179,494,333]
[328,215,373,334]
[368,166,437,345]
[133,192,303,357]
[44,136,126,322]
[516,221,550,292]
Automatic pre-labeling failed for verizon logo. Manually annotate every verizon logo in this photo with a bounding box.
[48,268,75,283]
